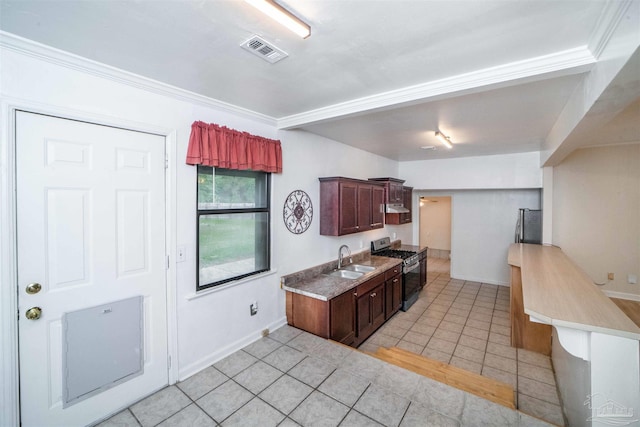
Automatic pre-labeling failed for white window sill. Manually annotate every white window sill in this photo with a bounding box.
[185,269,278,301]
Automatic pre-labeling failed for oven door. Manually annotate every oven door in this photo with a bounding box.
[402,261,421,311]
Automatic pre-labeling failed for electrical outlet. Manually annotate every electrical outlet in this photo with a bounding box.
[607,272,614,281]
[250,302,258,316]
[629,274,638,284]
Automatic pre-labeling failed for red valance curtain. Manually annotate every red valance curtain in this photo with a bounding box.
[186,121,282,173]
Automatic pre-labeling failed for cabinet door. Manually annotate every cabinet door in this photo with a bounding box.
[330,291,355,345]
[356,292,372,339]
[390,182,404,203]
[385,274,402,319]
[370,283,386,330]
[339,181,359,234]
[357,184,372,232]
[371,185,385,228]
[401,186,412,224]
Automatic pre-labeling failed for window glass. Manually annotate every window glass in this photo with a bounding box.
[197,166,270,290]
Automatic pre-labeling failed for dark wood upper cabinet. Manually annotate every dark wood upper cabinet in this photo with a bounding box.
[368,177,404,204]
[371,185,385,228]
[369,178,413,225]
[319,177,385,236]
[399,186,413,224]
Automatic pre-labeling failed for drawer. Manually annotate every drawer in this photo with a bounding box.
[385,264,402,280]
[355,273,385,297]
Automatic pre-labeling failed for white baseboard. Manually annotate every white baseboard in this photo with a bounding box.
[602,290,640,302]
[178,316,287,381]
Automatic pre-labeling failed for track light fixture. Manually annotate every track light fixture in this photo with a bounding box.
[435,131,453,149]
[245,0,311,38]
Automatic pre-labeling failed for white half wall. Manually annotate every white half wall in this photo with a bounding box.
[416,189,541,286]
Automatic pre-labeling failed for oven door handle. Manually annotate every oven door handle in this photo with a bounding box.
[404,261,420,273]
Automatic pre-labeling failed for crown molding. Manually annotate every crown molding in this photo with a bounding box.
[277,46,595,129]
[588,0,635,59]
[0,31,277,126]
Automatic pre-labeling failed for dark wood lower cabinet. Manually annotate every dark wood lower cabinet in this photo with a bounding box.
[353,273,386,346]
[419,251,427,289]
[385,273,402,319]
[330,290,356,345]
[356,282,385,343]
[286,264,404,348]
[384,264,402,319]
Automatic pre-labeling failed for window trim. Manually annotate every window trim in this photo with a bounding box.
[196,167,271,291]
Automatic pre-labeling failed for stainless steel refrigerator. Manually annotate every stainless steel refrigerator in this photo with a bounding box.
[515,208,542,244]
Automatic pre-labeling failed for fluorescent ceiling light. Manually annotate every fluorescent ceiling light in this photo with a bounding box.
[245,0,311,38]
[435,131,453,149]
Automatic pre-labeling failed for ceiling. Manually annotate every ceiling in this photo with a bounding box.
[1,0,639,162]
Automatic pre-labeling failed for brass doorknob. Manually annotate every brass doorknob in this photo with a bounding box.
[25,307,42,320]
[25,283,42,294]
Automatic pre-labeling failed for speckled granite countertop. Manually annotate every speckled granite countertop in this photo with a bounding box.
[281,254,402,301]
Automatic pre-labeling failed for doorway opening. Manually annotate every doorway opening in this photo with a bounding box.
[419,196,451,279]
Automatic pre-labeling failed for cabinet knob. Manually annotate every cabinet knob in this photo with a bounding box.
[371,292,376,297]
[393,278,398,283]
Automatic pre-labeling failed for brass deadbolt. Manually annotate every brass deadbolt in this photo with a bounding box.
[25,307,42,320]
[25,283,42,294]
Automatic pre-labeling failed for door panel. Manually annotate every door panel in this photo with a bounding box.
[16,112,168,427]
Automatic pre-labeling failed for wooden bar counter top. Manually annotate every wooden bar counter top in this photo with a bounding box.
[508,243,640,341]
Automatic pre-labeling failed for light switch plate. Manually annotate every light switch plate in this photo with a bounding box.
[628,274,638,284]
[177,245,186,262]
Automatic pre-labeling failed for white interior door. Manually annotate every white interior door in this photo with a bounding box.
[16,111,168,426]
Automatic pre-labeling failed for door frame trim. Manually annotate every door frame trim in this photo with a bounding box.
[0,100,179,426]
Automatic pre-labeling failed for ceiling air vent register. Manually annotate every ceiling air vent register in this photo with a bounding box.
[240,35,288,64]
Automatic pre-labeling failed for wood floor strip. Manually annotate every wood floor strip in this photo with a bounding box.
[372,346,516,409]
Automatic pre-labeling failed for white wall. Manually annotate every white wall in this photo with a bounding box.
[552,144,640,297]
[419,197,451,251]
[416,189,541,286]
[273,129,403,278]
[0,42,410,398]
[400,151,543,190]
[404,152,543,285]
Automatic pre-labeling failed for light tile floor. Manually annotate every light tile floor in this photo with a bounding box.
[98,257,563,427]
[359,257,565,426]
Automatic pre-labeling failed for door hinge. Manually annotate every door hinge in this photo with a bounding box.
[168,355,172,369]
[166,255,170,269]
[165,154,169,169]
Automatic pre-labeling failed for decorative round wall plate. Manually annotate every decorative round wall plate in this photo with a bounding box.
[283,190,313,234]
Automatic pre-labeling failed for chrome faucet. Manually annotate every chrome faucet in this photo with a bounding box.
[337,245,352,269]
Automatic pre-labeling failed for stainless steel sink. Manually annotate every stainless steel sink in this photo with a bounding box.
[326,270,364,280]
[343,264,376,273]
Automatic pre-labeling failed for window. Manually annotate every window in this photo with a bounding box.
[197,166,270,290]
